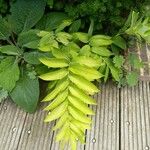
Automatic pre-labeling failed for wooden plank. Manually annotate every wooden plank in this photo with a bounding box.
[0,99,27,150]
[121,81,150,150]
[16,103,54,150]
[85,82,119,150]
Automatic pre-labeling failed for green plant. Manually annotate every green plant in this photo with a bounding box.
[0,0,148,150]
[37,31,101,149]
[0,0,46,111]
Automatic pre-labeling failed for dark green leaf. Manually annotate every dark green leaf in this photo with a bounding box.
[0,17,11,40]
[0,57,20,92]
[0,45,21,55]
[112,36,127,50]
[18,29,40,49]
[126,72,138,86]
[36,12,69,30]
[0,88,8,103]
[69,19,81,33]
[10,71,39,113]
[128,53,143,69]
[23,51,43,65]
[92,47,113,57]
[9,0,46,33]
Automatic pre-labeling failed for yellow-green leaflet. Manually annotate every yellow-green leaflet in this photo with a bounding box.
[91,35,112,40]
[56,122,69,141]
[70,133,77,150]
[72,32,89,43]
[44,101,68,122]
[42,78,69,101]
[69,64,103,81]
[44,89,68,110]
[91,47,113,57]
[69,74,99,94]
[47,80,57,90]
[80,45,91,56]
[90,35,112,47]
[37,31,54,37]
[56,32,72,45]
[68,106,91,124]
[68,95,95,115]
[71,119,91,130]
[38,34,58,51]
[39,68,68,81]
[74,56,100,68]
[69,85,97,104]
[52,48,68,59]
[70,123,85,141]
[52,112,68,130]
[39,58,69,68]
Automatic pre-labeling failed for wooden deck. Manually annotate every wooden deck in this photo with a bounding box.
[0,43,150,150]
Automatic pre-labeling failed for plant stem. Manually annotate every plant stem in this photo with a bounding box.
[88,19,94,36]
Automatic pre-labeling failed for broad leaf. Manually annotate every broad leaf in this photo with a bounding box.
[9,0,46,33]
[0,45,21,55]
[10,71,39,113]
[0,88,8,103]
[0,57,20,92]
[36,12,69,30]
[0,17,11,40]
[69,19,81,33]
[23,51,43,65]
[18,29,40,49]
[112,36,127,50]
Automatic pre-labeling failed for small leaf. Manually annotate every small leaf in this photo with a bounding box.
[0,17,11,40]
[0,57,20,92]
[18,29,40,49]
[44,101,68,122]
[74,56,100,68]
[10,71,39,113]
[69,74,99,94]
[39,69,68,81]
[128,53,143,69]
[92,47,113,57]
[113,56,125,68]
[39,57,69,68]
[112,36,127,50]
[126,72,139,86]
[24,51,44,65]
[69,19,81,33]
[72,32,89,43]
[55,19,72,33]
[0,45,21,55]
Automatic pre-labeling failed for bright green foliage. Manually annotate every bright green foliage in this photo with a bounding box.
[125,11,150,44]
[38,31,103,149]
[0,1,148,149]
